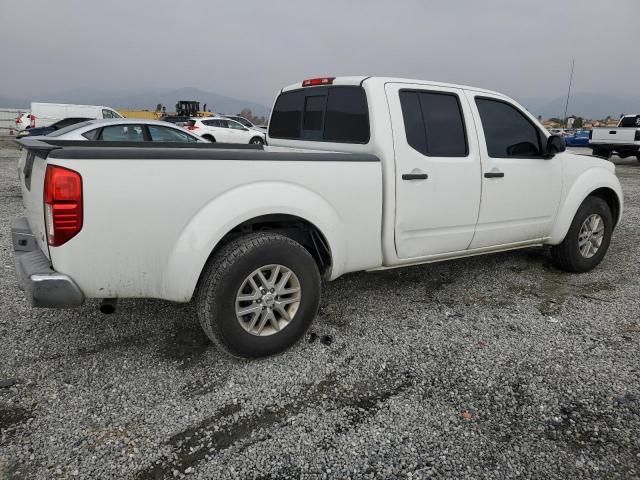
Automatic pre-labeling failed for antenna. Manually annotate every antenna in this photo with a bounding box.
[563,59,575,128]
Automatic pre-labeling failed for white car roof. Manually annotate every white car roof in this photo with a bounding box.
[191,116,246,126]
[85,118,181,126]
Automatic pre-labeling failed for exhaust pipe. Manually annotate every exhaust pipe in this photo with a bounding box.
[99,298,117,314]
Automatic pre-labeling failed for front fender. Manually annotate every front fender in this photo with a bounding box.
[548,167,623,244]
[160,181,346,301]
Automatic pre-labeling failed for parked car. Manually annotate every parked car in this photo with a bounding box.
[221,115,267,133]
[16,117,92,138]
[15,103,122,132]
[590,114,640,160]
[564,129,591,147]
[13,76,622,358]
[32,118,205,142]
[548,128,569,137]
[186,117,266,144]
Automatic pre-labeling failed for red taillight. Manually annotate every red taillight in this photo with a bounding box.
[29,114,36,128]
[302,77,335,87]
[186,121,198,131]
[44,165,83,246]
[16,115,22,124]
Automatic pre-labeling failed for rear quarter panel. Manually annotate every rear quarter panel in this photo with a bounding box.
[17,149,50,258]
[46,155,383,301]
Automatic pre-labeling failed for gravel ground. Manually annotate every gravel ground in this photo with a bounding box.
[0,142,639,479]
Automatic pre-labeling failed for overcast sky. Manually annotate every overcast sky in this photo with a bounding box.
[2,0,639,106]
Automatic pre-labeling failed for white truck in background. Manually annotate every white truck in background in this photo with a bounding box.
[13,76,623,358]
[15,103,123,131]
[590,114,640,160]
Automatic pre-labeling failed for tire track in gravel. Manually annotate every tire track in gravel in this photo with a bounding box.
[135,369,415,479]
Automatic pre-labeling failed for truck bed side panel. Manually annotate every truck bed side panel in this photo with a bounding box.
[45,153,383,301]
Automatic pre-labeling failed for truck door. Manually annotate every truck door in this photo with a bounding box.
[386,83,482,259]
[465,92,562,248]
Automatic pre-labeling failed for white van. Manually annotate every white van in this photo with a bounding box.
[15,103,123,131]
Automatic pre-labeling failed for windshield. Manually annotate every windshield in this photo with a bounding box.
[46,120,96,137]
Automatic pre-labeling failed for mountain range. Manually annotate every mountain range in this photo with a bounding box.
[1,88,639,120]
[0,87,270,117]
[516,92,640,120]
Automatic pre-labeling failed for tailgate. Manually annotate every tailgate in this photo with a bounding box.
[591,128,637,144]
[17,139,60,259]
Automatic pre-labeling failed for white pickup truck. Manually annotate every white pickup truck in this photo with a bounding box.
[590,114,640,160]
[13,76,623,358]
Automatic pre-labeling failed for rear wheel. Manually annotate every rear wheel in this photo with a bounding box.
[196,233,321,358]
[636,154,640,162]
[203,134,216,143]
[550,196,613,273]
[250,136,264,145]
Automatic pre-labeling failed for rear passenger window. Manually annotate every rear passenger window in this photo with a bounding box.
[475,98,542,158]
[399,90,468,157]
[269,86,369,143]
[619,116,640,128]
[148,125,197,142]
[82,129,99,140]
[100,125,145,141]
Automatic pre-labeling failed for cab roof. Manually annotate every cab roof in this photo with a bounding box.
[280,76,506,98]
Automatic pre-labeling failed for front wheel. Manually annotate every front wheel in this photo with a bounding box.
[550,196,613,273]
[196,233,321,358]
[249,136,264,145]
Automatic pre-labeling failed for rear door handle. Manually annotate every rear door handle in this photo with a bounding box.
[484,171,505,178]
[402,173,428,180]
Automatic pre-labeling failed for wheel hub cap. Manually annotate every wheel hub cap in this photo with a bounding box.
[235,264,301,336]
[578,214,605,259]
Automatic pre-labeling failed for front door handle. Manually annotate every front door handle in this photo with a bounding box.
[402,173,428,180]
[484,171,505,178]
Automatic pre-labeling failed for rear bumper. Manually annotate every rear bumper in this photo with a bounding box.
[589,143,639,152]
[12,217,84,308]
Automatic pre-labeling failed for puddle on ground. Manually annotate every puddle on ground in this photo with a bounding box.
[0,405,31,435]
[510,269,615,315]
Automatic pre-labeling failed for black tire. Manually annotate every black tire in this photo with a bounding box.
[550,196,613,273]
[249,136,264,145]
[636,154,640,163]
[203,135,216,143]
[195,233,321,358]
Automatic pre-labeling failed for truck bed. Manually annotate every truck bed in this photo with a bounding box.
[16,138,383,303]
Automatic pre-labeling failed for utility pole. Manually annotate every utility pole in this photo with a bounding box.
[563,59,575,128]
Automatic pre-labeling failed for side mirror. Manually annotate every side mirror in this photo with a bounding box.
[545,134,566,157]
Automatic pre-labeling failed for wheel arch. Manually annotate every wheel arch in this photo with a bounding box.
[548,168,623,244]
[160,182,346,301]
[203,213,333,278]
